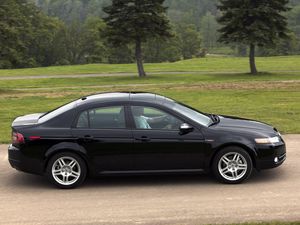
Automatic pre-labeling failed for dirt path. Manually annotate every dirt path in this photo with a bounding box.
[0,134,299,225]
[0,70,299,80]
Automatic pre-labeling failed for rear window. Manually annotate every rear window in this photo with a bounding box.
[38,101,76,124]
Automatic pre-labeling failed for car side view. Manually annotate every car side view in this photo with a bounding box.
[8,92,286,188]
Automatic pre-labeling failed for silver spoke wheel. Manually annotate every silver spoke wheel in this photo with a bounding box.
[51,156,81,186]
[218,152,248,181]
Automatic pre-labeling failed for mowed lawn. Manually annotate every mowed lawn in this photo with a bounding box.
[0,56,299,143]
[0,56,300,77]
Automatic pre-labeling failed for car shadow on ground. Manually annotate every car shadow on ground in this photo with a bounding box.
[5,167,287,190]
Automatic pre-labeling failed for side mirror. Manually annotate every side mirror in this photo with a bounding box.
[179,123,194,135]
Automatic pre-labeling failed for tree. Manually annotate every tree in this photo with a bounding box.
[103,0,172,77]
[176,24,201,59]
[143,36,182,63]
[217,0,290,74]
[0,0,68,68]
[200,11,219,50]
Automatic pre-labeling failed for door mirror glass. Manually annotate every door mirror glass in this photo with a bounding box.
[179,123,194,135]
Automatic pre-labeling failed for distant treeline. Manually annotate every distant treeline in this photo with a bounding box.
[1,0,300,69]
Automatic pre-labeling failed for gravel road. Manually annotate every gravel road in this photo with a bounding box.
[0,135,299,225]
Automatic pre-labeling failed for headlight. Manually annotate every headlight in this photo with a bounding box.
[255,136,280,144]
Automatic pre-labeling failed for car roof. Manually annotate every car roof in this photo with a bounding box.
[76,92,175,106]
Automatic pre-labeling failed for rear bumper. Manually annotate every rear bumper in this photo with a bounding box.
[8,144,44,175]
[255,142,286,170]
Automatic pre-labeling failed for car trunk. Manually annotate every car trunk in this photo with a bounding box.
[12,113,44,127]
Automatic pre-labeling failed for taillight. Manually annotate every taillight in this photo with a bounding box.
[12,132,25,144]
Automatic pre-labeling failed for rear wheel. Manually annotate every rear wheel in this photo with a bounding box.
[46,152,87,189]
[212,147,253,184]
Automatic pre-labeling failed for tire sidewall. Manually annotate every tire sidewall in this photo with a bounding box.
[46,152,87,189]
[212,146,253,184]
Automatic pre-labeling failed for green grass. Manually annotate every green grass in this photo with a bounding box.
[0,56,300,77]
[0,77,299,143]
[222,222,300,225]
[0,56,299,143]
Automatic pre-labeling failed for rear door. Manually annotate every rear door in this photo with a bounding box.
[72,104,134,173]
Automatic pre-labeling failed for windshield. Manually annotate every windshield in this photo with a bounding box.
[171,102,212,127]
[38,101,76,123]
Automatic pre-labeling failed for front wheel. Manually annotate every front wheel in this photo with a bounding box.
[212,147,253,184]
[46,152,87,189]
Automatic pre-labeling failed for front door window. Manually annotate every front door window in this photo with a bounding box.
[131,106,183,130]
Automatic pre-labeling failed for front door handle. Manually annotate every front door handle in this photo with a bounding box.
[135,136,151,142]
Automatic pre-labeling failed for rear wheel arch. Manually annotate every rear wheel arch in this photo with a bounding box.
[44,144,89,173]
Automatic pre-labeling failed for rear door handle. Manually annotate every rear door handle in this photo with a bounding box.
[135,136,151,142]
[82,135,94,142]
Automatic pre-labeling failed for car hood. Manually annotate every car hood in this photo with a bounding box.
[213,115,277,135]
[12,113,45,127]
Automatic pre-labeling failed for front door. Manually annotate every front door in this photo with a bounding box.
[130,105,206,171]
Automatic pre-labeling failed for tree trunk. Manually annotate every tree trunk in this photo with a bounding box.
[135,38,146,77]
[249,44,258,75]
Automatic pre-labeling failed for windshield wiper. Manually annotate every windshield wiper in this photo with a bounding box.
[209,114,220,126]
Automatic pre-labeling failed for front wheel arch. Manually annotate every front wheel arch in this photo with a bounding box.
[209,143,257,170]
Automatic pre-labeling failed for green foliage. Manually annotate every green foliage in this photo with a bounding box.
[143,36,182,63]
[103,0,172,45]
[200,12,219,50]
[64,17,107,64]
[176,24,202,59]
[218,0,290,47]
[0,0,67,68]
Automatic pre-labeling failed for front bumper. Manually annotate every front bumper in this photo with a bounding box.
[255,141,286,170]
[8,144,43,175]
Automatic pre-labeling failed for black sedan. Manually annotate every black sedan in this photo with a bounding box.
[8,92,286,188]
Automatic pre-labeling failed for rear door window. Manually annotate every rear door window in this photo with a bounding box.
[76,106,126,129]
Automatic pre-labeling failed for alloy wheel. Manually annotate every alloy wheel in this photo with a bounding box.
[218,152,248,181]
[51,156,81,186]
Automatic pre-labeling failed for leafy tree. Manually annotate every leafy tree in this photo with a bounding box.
[106,44,135,64]
[288,5,300,37]
[82,17,107,63]
[217,0,290,74]
[176,24,201,59]
[103,0,172,77]
[200,11,219,50]
[0,0,67,68]
[143,36,182,63]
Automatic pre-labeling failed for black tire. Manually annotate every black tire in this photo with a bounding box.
[212,146,253,184]
[46,152,87,189]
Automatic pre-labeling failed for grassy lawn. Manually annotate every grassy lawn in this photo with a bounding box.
[0,56,300,77]
[0,56,299,143]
